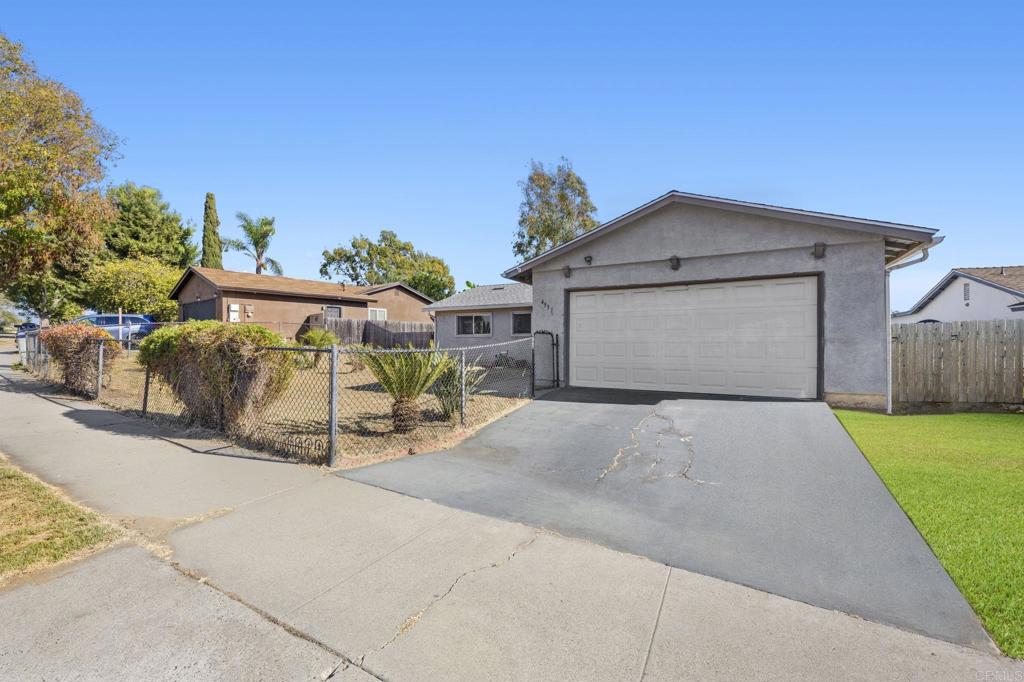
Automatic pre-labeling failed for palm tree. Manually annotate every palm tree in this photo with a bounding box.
[223,212,283,275]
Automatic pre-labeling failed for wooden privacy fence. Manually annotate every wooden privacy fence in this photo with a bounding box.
[891,319,1024,404]
[308,317,434,348]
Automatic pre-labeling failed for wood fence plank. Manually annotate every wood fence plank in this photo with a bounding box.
[891,319,1024,406]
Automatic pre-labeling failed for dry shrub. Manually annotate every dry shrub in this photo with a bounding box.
[138,321,294,431]
[39,324,121,395]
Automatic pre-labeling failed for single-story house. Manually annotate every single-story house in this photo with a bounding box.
[169,267,434,340]
[424,283,533,348]
[501,190,942,409]
[892,266,1024,323]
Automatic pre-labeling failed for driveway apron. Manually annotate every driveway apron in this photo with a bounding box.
[343,387,992,650]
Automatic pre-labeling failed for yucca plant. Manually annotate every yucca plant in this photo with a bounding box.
[358,347,455,432]
[433,359,486,421]
[299,328,338,367]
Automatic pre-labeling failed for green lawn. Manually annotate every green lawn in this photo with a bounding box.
[0,458,118,581]
[835,410,1024,658]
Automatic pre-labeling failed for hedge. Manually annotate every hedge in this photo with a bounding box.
[138,321,294,431]
[39,324,121,395]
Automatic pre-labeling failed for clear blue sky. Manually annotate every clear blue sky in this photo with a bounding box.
[4,2,1021,309]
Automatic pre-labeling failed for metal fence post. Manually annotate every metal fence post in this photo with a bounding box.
[142,365,151,416]
[328,344,339,466]
[459,350,466,426]
[96,340,105,399]
[530,335,536,398]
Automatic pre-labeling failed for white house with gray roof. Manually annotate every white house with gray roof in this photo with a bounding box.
[424,283,533,349]
[892,266,1024,323]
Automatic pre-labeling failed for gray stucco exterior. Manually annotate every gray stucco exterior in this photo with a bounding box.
[434,308,533,350]
[525,202,890,407]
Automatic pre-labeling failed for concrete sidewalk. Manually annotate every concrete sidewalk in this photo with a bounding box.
[1,345,1022,681]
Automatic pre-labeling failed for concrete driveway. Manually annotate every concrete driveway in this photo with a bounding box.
[344,387,991,650]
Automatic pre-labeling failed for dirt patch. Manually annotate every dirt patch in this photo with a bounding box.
[97,354,530,466]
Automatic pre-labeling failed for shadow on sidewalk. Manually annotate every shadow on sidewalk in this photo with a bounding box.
[1,370,294,466]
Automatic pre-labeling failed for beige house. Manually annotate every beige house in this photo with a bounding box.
[169,267,433,340]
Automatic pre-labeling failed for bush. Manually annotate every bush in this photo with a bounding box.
[138,321,294,431]
[39,324,121,395]
[433,360,485,421]
[83,256,181,322]
[358,347,454,433]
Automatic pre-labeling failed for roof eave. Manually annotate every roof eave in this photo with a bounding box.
[424,302,533,313]
[502,190,940,279]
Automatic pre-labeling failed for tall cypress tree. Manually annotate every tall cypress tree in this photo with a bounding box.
[200,192,223,268]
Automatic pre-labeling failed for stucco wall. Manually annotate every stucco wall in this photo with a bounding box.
[434,308,533,349]
[176,275,220,320]
[369,287,434,322]
[895,275,1024,323]
[527,203,888,405]
[219,291,368,341]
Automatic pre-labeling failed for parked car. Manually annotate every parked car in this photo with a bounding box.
[14,322,39,339]
[73,314,159,341]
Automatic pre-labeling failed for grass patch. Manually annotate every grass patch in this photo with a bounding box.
[835,410,1024,658]
[0,457,118,581]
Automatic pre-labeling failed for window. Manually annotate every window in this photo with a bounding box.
[368,308,388,321]
[324,306,341,320]
[512,312,532,336]
[456,314,491,336]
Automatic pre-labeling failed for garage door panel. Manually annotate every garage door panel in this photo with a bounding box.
[603,341,627,357]
[632,367,661,385]
[569,276,818,399]
[575,316,601,333]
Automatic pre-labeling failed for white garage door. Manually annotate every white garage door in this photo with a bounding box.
[569,276,818,399]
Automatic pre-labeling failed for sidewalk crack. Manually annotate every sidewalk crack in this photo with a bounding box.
[639,567,672,681]
[359,529,542,665]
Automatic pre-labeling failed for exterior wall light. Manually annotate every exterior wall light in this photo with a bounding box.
[668,255,681,270]
[813,242,827,259]
[584,255,593,265]
[562,265,572,278]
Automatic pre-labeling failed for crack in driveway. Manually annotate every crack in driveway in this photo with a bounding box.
[596,410,718,486]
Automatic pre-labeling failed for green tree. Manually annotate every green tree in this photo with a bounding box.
[0,292,22,332]
[101,182,196,267]
[512,157,598,260]
[463,281,477,290]
[200,192,222,268]
[4,271,82,323]
[0,34,117,306]
[320,230,455,300]
[224,213,282,275]
[83,256,181,322]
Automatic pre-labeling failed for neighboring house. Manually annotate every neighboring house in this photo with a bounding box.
[346,282,434,323]
[424,284,533,349]
[892,267,1024,323]
[502,190,941,408]
[169,267,433,340]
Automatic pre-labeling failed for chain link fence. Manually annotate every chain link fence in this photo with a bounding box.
[20,327,538,466]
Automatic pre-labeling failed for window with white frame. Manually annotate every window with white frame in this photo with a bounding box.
[456,313,491,336]
[511,312,532,336]
[368,308,387,321]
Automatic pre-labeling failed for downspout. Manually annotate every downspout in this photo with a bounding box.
[884,236,944,414]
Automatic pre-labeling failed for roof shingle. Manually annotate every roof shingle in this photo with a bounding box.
[425,283,532,311]
[956,267,1024,295]
[176,267,377,302]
